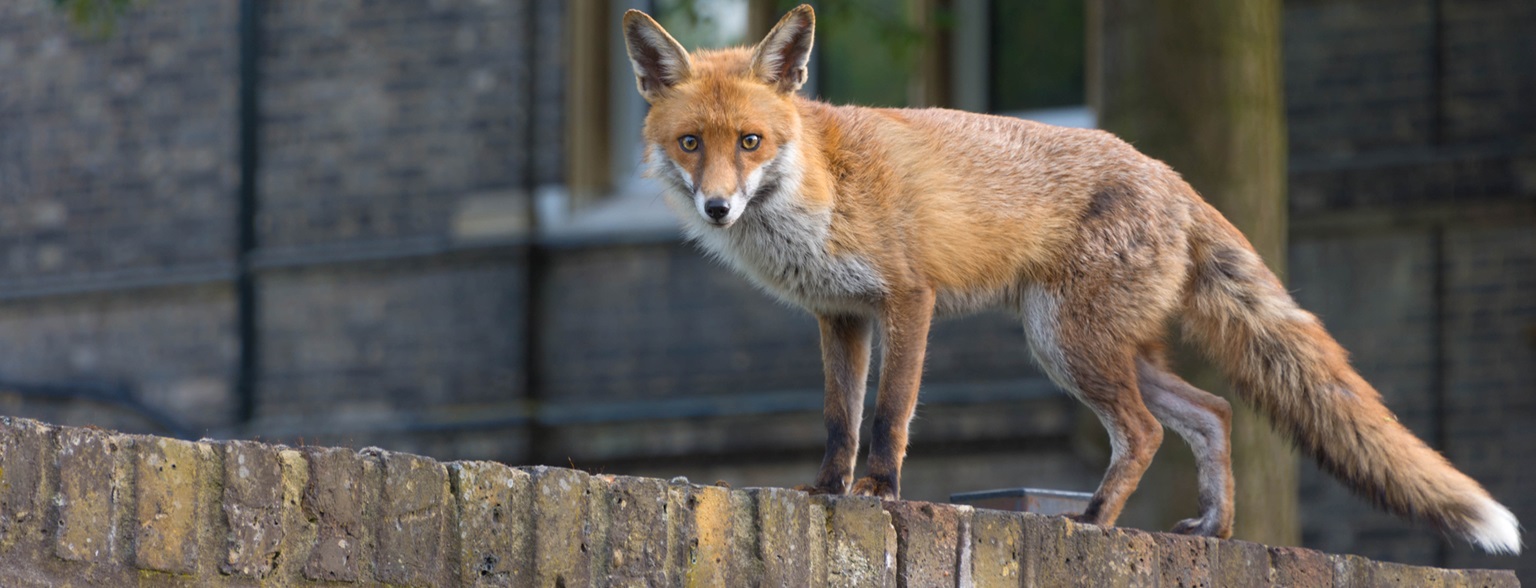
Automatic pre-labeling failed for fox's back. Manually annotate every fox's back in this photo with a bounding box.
[801,102,1196,304]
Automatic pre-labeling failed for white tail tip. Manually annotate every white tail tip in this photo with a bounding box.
[1467,497,1522,555]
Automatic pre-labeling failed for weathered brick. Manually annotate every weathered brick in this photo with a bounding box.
[451,461,533,587]
[1155,533,1215,588]
[1456,568,1521,588]
[374,449,450,586]
[1020,514,1071,586]
[1214,539,1272,587]
[730,489,764,585]
[582,475,616,588]
[816,495,896,588]
[0,417,52,554]
[1269,546,1329,587]
[302,447,366,582]
[523,466,592,588]
[751,487,819,586]
[1330,553,1375,587]
[808,498,829,586]
[1330,553,1486,587]
[594,475,670,586]
[1327,555,1388,586]
[135,437,209,575]
[1025,516,1157,587]
[666,481,734,587]
[1076,526,1157,588]
[968,509,1025,587]
[272,448,312,581]
[55,426,129,564]
[1370,559,1456,587]
[885,500,968,587]
[221,441,284,577]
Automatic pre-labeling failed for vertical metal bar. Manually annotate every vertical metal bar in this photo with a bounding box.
[1429,0,1445,147]
[1429,0,1450,566]
[524,0,549,463]
[235,0,262,424]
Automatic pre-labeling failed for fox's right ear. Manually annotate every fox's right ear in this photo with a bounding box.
[623,10,692,103]
[750,4,814,94]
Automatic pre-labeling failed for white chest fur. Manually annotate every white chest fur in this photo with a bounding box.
[649,143,887,314]
[693,197,886,313]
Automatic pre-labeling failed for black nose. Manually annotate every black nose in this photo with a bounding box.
[704,198,730,221]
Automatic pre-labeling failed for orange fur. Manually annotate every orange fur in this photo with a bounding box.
[622,5,1520,553]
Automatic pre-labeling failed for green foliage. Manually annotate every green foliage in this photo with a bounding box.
[52,0,137,38]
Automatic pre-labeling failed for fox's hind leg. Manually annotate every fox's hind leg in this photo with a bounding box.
[1136,351,1235,538]
[1024,286,1164,527]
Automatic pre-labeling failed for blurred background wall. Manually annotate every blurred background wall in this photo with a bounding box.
[0,0,1531,577]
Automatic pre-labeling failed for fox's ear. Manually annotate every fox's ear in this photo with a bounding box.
[623,10,693,103]
[750,4,815,94]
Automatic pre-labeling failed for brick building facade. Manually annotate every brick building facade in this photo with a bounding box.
[1,0,1531,578]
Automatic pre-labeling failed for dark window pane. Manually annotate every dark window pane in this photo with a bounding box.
[990,0,1086,111]
[816,1,915,108]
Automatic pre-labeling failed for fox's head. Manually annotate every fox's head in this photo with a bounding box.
[623,5,815,229]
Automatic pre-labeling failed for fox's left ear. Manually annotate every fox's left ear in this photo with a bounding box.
[623,10,693,103]
[750,5,815,94]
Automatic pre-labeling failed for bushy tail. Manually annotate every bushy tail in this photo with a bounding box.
[1181,202,1520,554]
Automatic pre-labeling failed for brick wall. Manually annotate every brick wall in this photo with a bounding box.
[0,0,240,281]
[0,285,238,432]
[248,0,539,452]
[257,0,532,249]
[1285,0,1536,215]
[0,417,1517,586]
[0,0,549,445]
[0,0,242,432]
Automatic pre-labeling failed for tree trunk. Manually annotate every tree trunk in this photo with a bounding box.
[1090,0,1298,545]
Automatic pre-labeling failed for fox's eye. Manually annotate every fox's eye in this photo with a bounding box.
[679,135,700,152]
[740,134,761,151]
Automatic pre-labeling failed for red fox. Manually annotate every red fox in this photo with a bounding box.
[622,5,1520,553]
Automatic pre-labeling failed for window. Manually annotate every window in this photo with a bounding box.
[954,0,1093,126]
[989,0,1087,112]
[816,1,919,108]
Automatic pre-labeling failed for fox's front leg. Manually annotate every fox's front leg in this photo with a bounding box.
[799,314,874,495]
[850,288,936,500]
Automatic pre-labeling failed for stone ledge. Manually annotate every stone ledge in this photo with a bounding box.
[0,416,1518,587]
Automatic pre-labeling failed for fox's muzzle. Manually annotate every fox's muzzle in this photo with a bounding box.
[694,191,746,227]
